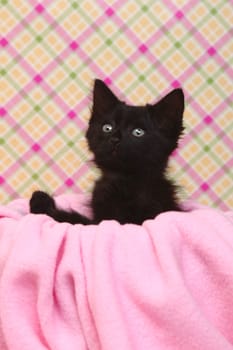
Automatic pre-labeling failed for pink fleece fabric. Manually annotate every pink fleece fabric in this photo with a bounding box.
[0,194,233,350]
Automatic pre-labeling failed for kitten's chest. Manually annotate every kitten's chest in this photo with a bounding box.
[92,175,157,224]
[94,175,142,202]
[92,175,154,218]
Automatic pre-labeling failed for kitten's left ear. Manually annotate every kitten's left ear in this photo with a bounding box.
[92,79,120,118]
[150,88,185,139]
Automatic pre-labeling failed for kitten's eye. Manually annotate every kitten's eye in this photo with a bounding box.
[132,128,145,137]
[102,124,113,133]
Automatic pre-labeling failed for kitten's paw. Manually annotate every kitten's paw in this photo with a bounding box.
[30,191,56,215]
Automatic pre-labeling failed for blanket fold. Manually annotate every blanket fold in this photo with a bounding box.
[0,195,233,350]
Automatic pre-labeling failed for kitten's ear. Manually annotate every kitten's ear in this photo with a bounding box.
[150,88,184,139]
[92,79,120,117]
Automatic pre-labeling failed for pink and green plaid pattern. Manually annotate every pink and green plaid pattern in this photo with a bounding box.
[1,0,233,209]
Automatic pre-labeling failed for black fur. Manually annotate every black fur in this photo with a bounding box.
[30,79,184,225]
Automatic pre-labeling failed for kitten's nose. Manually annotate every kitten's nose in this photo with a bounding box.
[110,136,120,145]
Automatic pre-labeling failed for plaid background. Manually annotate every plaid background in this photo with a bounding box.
[1,0,233,209]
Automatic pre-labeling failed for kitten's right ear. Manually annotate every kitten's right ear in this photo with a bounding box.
[92,79,120,117]
[150,88,185,140]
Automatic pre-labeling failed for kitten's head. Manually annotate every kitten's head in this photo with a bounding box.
[86,79,184,173]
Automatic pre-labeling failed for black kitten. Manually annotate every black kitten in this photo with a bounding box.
[30,79,184,225]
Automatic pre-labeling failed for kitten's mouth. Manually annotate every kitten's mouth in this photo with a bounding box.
[112,144,119,156]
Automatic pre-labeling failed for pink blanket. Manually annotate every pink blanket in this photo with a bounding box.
[0,194,233,350]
